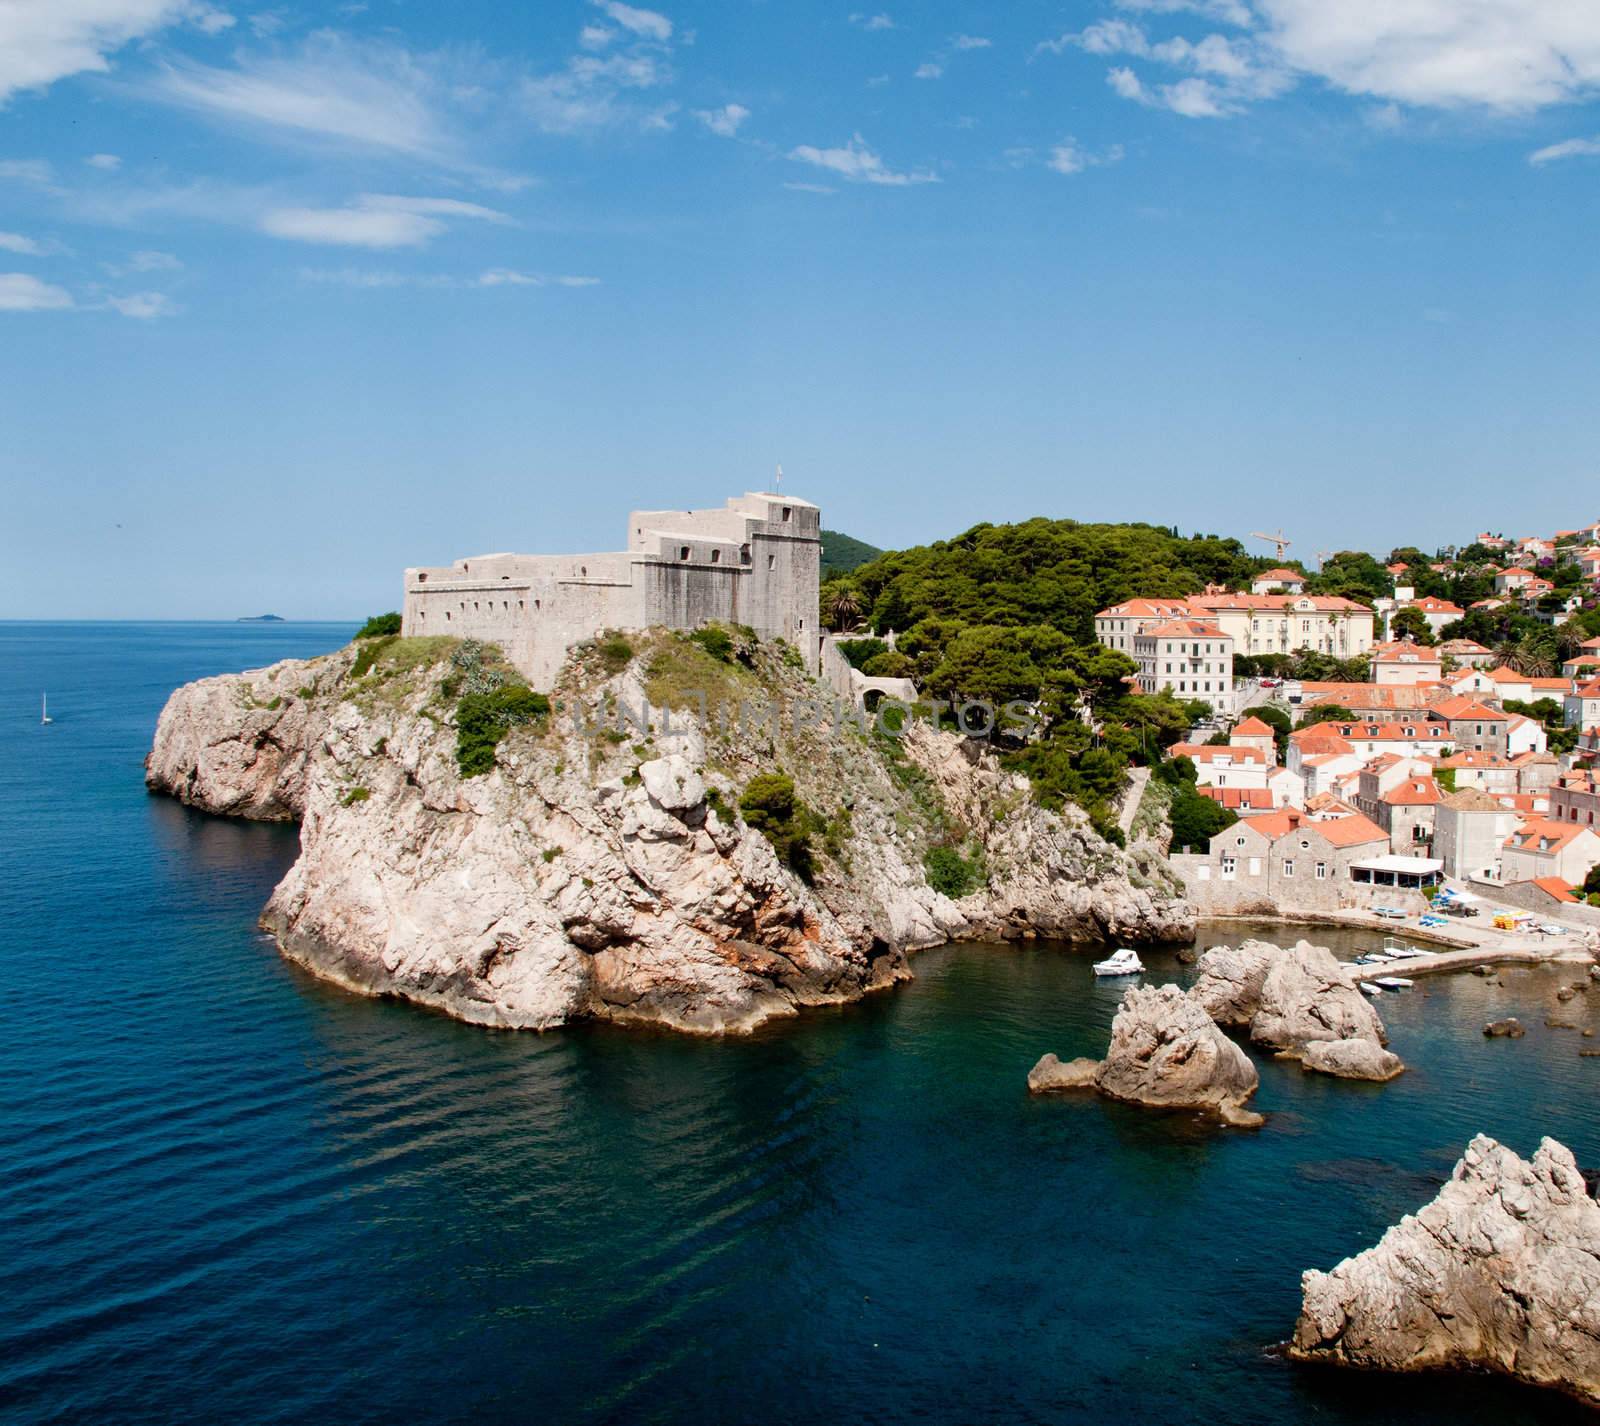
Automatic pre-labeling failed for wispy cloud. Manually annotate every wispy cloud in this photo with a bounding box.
[783,181,836,194]
[103,290,180,318]
[146,35,460,162]
[914,62,943,80]
[693,102,748,137]
[261,193,511,249]
[849,13,894,31]
[300,266,601,289]
[0,0,237,106]
[0,159,58,187]
[952,35,992,50]
[0,231,52,256]
[1046,138,1126,174]
[1530,136,1600,165]
[522,41,675,133]
[0,272,74,311]
[86,153,122,170]
[102,250,184,275]
[589,1,671,43]
[788,134,937,186]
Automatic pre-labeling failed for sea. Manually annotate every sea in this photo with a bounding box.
[1,621,1597,1426]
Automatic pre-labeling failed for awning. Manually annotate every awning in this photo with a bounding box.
[1351,855,1445,875]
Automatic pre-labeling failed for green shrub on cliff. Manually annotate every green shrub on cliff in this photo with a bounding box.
[355,612,402,639]
[739,772,816,882]
[924,844,985,899]
[456,685,551,777]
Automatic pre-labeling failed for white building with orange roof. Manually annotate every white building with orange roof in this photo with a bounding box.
[1370,640,1443,686]
[1406,594,1464,635]
[1504,714,1548,758]
[1494,567,1542,595]
[1438,637,1495,669]
[1549,770,1600,830]
[1185,591,1375,658]
[1564,677,1600,730]
[1500,818,1600,887]
[1250,567,1305,594]
[1228,714,1278,763]
[1092,597,1195,653]
[1167,740,1270,790]
[1431,695,1511,755]
[1438,749,1517,794]
[1130,618,1234,711]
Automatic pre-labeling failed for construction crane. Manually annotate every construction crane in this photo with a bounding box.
[1251,529,1292,561]
[1316,549,1336,571]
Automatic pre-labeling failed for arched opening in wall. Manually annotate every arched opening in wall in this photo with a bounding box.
[863,689,886,714]
[680,547,691,561]
[417,573,428,583]
[581,565,587,577]
[767,554,776,570]
[445,611,452,622]
[740,544,750,564]
[535,599,542,610]
[710,549,721,564]
[782,507,792,523]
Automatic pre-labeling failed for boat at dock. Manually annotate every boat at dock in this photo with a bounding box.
[1373,977,1414,990]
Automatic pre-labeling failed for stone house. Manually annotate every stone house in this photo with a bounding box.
[1437,750,1518,794]
[1432,697,1511,756]
[1371,641,1442,686]
[1549,771,1600,830]
[1565,677,1600,731]
[1500,819,1600,887]
[1375,776,1441,854]
[1434,789,1521,882]
[1228,714,1278,764]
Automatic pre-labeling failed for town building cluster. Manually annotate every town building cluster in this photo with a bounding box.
[1096,517,1600,918]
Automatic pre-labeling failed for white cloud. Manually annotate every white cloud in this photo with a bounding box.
[1046,138,1126,174]
[86,152,122,170]
[589,1,672,44]
[0,272,73,311]
[300,266,600,290]
[523,49,672,133]
[788,134,937,186]
[1116,0,1252,24]
[0,0,242,105]
[0,231,48,255]
[147,34,456,162]
[693,102,748,137]
[1530,136,1600,164]
[1063,19,1285,115]
[1255,0,1600,111]
[953,35,991,50]
[579,24,615,48]
[784,181,836,194]
[1107,66,1146,101]
[104,290,178,318]
[102,249,184,275]
[849,13,894,30]
[261,193,510,248]
[914,62,943,80]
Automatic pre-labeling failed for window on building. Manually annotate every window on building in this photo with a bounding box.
[1284,860,1295,877]
[741,544,751,564]
[680,546,691,561]
[1315,862,1327,879]
[782,506,792,522]
[767,554,776,571]
[710,549,721,564]
[418,573,428,583]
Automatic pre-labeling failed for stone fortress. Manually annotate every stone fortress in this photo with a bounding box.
[401,492,822,689]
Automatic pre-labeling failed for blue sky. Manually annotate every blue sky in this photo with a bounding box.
[3,0,1600,617]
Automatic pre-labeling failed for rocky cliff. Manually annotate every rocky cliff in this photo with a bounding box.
[146,630,1194,1033]
[1290,1135,1600,1405]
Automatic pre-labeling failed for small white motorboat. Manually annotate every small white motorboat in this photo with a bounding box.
[1360,982,1384,997]
[1373,977,1413,990]
[1093,948,1145,977]
[1382,937,1426,959]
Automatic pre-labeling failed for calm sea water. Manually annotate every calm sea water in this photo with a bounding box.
[1,622,1597,1425]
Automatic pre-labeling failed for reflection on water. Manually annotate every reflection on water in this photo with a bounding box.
[1,625,1597,1425]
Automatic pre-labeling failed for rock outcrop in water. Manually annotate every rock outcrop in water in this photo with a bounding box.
[1189,939,1396,1077]
[1093,984,1261,1125]
[1026,1053,1101,1093]
[1290,1135,1600,1405]
[146,632,1194,1033]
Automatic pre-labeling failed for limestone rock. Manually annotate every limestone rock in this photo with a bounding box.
[1301,1037,1405,1082]
[146,636,1194,1035]
[1027,1053,1100,1094]
[1250,940,1387,1057]
[639,755,705,815]
[1290,1135,1600,1405]
[1485,1018,1526,1039]
[1189,940,1276,1028]
[1094,984,1259,1121]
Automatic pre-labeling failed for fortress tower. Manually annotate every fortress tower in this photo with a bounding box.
[400,492,821,689]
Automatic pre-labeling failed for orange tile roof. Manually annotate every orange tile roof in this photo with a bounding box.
[1231,715,1274,736]
[1432,696,1509,721]
[1505,818,1598,852]
[1382,777,1442,806]
[1169,742,1268,764]
[1438,750,1513,769]
[1532,877,1580,903]
[1199,787,1276,811]
[1138,618,1231,639]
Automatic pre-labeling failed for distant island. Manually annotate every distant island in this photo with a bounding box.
[236,615,285,623]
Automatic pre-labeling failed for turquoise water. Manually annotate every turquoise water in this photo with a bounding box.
[1,622,1597,1425]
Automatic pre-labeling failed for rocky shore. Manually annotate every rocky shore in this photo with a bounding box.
[1291,1135,1600,1406]
[145,630,1194,1033]
[1028,937,1403,1124]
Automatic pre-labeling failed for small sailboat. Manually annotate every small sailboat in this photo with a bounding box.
[40,693,52,726]
[1092,948,1145,977]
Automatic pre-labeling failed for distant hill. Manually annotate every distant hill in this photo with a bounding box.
[237,614,285,623]
[820,529,883,578]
